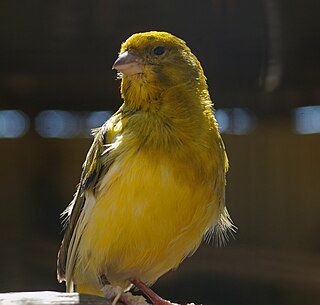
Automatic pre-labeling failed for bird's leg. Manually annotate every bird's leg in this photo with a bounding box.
[131,279,176,305]
[119,290,149,305]
[101,284,149,305]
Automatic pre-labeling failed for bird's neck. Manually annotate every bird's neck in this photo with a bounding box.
[119,78,215,151]
[120,77,208,113]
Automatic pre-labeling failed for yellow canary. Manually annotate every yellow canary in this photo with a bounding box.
[57,31,234,305]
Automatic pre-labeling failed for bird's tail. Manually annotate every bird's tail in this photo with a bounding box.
[205,207,236,247]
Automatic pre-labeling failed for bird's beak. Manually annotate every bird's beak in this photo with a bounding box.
[112,51,143,76]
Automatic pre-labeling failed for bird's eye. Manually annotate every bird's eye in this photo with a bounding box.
[153,46,165,56]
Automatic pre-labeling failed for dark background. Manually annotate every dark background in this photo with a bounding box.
[1,1,320,305]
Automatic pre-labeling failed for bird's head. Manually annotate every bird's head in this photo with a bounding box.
[113,31,208,110]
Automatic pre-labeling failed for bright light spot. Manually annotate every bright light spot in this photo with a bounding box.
[231,108,255,135]
[0,110,29,138]
[294,106,320,134]
[215,108,255,135]
[86,111,113,128]
[215,109,229,133]
[35,110,79,138]
[35,110,114,138]
[82,111,113,136]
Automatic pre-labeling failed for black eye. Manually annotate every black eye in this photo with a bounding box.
[153,46,165,56]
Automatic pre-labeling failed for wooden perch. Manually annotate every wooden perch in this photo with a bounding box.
[0,291,115,305]
[0,291,196,305]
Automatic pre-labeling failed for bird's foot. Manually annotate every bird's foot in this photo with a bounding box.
[101,284,122,305]
[101,283,149,305]
[120,291,149,305]
[131,279,179,305]
[149,299,176,305]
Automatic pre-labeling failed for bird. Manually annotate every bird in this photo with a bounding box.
[57,31,235,305]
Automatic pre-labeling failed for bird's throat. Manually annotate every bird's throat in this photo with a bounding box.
[120,77,165,112]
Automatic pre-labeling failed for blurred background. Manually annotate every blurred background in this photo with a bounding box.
[1,1,320,304]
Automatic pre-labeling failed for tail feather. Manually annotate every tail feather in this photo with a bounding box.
[205,207,236,247]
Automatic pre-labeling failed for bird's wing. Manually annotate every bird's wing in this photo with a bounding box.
[57,122,115,291]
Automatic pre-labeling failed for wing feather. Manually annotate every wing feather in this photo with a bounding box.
[57,123,112,291]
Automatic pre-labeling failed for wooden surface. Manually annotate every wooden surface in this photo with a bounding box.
[0,291,111,305]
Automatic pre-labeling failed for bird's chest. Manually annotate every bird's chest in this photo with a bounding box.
[77,148,216,284]
[96,150,195,217]
[83,148,211,242]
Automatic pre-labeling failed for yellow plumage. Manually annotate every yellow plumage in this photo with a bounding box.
[57,31,234,301]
